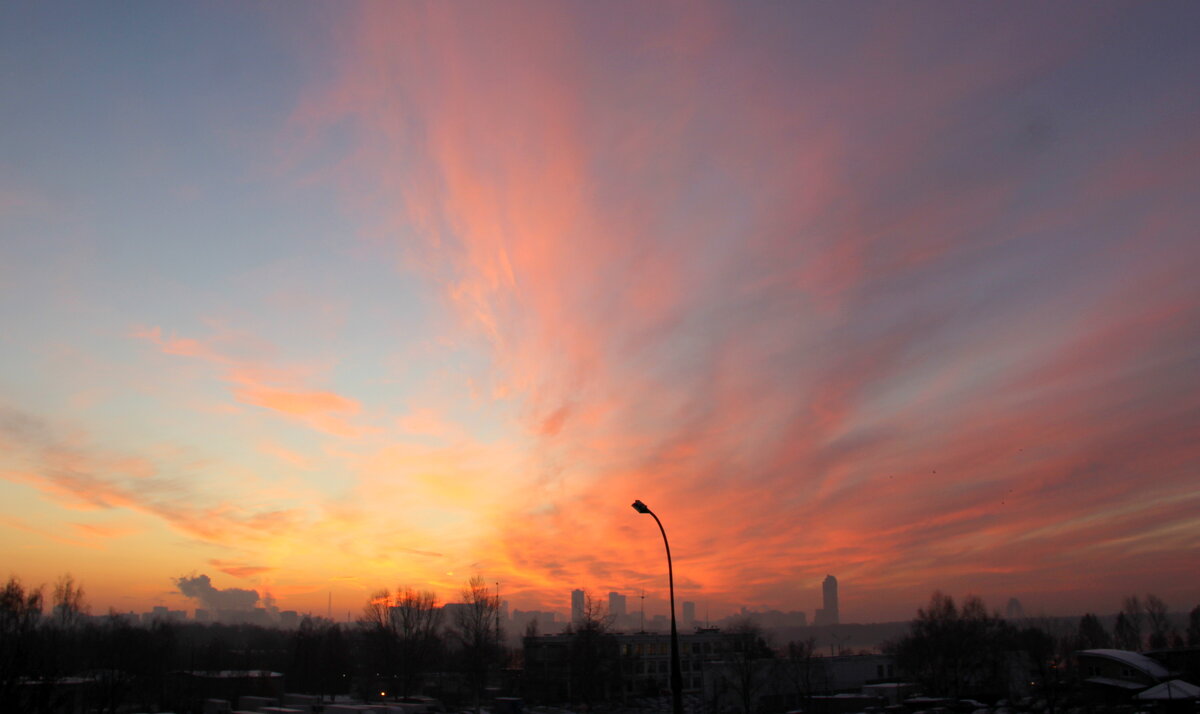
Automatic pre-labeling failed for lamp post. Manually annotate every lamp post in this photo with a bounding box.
[632,499,684,714]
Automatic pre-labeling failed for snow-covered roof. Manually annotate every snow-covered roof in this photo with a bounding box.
[1078,649,1169,679]
[1085,676,1146,690]
[1136,679,1200,700]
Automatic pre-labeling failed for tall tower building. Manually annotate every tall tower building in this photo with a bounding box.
[822,575,839,625]
[571,588,585,624]
[608,591,626,618]
[682,601,696,627]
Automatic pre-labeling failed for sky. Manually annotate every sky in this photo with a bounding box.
[1,2,1199,624]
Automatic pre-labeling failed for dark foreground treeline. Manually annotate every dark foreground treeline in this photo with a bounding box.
[6,573,1200,714]
[885,591,1200,710]
[0,575,504,714]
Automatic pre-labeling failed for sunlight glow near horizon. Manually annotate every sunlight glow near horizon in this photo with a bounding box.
[1,1,1199,623]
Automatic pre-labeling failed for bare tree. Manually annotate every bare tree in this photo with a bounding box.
[783,637,820,707]
[1077,613,1111,649]
[1188,605,1200,647]
[392,587,443,697]
[359,589,399,700]
[291,615,351,701]
[1115,596,1143,651]
[890,592,1014,700]
[358,587,444,700]
[1144,594,1172,650]
[452,575,501,713]
[715,617,775,714]
[1,577,43,706]
[52,574,87,628]
[564,591,620,708]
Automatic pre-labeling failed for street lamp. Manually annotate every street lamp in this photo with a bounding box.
[632,499,684,714]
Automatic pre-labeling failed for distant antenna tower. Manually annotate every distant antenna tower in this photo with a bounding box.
[639,589,646,632]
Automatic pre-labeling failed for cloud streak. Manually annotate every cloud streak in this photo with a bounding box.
[295,2,1200,617]
[2,2,1198,620]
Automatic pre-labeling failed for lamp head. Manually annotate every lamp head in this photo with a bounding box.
[631,499,651,514]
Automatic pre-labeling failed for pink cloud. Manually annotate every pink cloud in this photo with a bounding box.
[0,408,313,551]
[132,325,368,438]
[71,522,139,540]
[208,559,276,580]
[284,3,1200,618]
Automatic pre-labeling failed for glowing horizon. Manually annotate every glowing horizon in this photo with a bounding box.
[2,2,1199,624]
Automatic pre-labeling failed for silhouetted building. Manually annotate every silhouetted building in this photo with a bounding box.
[571,589,585,624]
[1077,648,1169,705]
[814,575,839,626]
[682,601,695,627]
[512,609,557,636]
[443,602,470,623]
[609,591,627,618]
[145,606,187,624]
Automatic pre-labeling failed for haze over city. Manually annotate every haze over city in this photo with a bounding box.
[2,2,1198,625]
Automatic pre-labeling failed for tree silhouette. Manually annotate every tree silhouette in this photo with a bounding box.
[1144,594,1172,650]
[359,589,400,699]
[891,592,1014,700]
[1114,613,1140,651]
[1115,596,1143,651]
[783,637,820,705]
[290,616,351,701]
[715,617,775,714]
[0,577,43,709]
[51,574,88,628]
[452,575,502,713]
[1077,613,1111,649]
[393,587,443,698]
[1188,605,1200,647]
[563,591,620,708]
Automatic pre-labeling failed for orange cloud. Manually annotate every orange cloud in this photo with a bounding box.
[208,559,276,579]
[132,325,368,437]
[71,522,138,540]
[232,383,357,416]
[270,3,1200,619]
[1,408,313,551]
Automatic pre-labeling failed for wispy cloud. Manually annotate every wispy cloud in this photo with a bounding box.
[208,559,276,580]
[2,2,1198,619]
[132,325,370,438]
[0,406,311,549]
[290,2,1200,616]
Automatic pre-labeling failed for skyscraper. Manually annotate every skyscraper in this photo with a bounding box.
[571,588,585,624]
[822,574,839,625]
[608,591,626,618]
[682,601,696,627]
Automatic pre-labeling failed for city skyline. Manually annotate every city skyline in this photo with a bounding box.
[3,3,1200,623]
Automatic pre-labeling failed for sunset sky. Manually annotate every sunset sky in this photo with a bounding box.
[2,2,1198,624]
